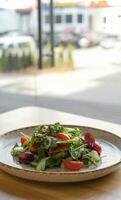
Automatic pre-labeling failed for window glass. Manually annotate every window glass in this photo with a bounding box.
[77,14,83,23]
[8,43,15,48]
[65,14,72,23]
[55,15,62,23]
[18,42,30,48]
[0,44,4,49]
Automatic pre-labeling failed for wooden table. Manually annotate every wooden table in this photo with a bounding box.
[0,106,121,200]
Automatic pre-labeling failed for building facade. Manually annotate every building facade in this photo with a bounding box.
[0,2,121,38]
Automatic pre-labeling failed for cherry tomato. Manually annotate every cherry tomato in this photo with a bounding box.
[63,159,84,171]
[84,132,95,144]
[55,133,70,140]
[92,143,102,154]
[49,144,69,154]
[20,136,28,145]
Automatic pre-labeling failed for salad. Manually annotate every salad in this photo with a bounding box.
[11,122,102,171]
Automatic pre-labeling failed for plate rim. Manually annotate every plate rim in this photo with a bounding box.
[0,124,121,176]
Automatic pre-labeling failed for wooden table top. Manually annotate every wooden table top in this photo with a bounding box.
[0,106,121,200]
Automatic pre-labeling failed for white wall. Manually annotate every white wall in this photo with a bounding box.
[92,7,121,35]
[0,10,18,32]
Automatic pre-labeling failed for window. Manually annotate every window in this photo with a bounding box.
[65,14,72,23]
[77,14,83,23]
[45,15,50,23]
[8,43,16,48]
[0,43,4,49]
[18,42,30,49]
[103,17,107,23]
[55,15,62,24]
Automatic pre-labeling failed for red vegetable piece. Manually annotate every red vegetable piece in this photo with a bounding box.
[92,143,102,154]
[20,136,28,145]
[19,152,34,164]
[55,133,70,140]
[63,159,84,171]
[84,132,95,144]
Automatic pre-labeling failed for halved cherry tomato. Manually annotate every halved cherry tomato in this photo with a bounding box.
[20,136,28,145]
[55,133,70,140]
[92,143,102,154]
[84,132,95,144]
[49,144,69,154]
[63,159,84,171]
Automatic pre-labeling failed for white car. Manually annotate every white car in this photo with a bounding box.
[0,35,37,58]
[100,35,118,49]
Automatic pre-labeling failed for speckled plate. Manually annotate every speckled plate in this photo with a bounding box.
[0,125,121,182]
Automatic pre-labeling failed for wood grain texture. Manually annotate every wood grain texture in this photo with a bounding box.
[0,106,121,200]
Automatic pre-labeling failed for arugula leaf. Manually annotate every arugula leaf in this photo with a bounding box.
[69,143,87,160]
[35,125,46,134]
[48,122,68,136]
[57,136,81,145]
[37,148,46,159]
[68,128,83,138]
[46,151,68,168]
[31,133,58,150]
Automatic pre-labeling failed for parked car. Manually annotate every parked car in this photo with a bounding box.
[1,30,23,36]
[42,32,80,48]
[0,35,37,58]
[43,31,100,49]
[0,34,38,70]
[78,36,91,48]
[100,35,119,49]
[78,32,100,48]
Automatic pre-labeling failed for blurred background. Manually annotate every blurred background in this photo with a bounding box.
[0,0,121,124]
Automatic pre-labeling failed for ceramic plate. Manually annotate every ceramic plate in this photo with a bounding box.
[0,125,121,182]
